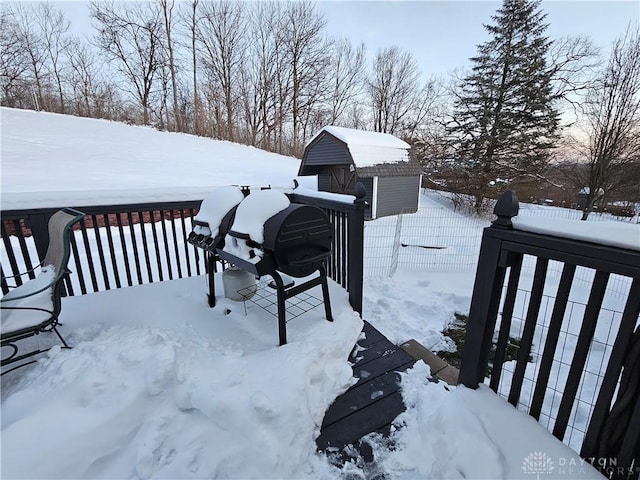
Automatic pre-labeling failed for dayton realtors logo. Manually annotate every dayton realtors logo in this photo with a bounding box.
[522,452,554,479]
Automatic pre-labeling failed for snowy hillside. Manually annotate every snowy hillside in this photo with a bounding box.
[0,108,301,210]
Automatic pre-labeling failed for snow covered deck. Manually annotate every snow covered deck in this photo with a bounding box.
[1,274,603,478]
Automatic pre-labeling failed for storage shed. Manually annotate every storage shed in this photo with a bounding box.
[298,126,422,219]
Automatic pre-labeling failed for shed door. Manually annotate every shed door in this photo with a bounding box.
[329,165,357,194]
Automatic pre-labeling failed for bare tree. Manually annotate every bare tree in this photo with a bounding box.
[280,1,329,155]
[0,8,31,107]
[327,37,366,125]
[196,0,246,141]
[90,1,165,125]
[548,35,601,122]
[368,46,423,135]
[238,2,287,148]
[568,27,640,220]
[11,3,48,111]
[186,0,201,135]
[66,37,100,117]
[35,3,71,113]
[159,0,181,131]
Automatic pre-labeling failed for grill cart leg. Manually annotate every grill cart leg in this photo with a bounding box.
[271,271,288,346]
[319,265,333,322]
[206,252,216,308]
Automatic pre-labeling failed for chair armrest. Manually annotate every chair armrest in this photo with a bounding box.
[2,263,44,281]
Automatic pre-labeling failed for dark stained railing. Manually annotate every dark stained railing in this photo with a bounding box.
[1,188,366,314]
[459,190,640,480]
[289,183,366,315]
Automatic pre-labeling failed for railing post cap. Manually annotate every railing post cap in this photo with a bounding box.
[492,190,519,228]
[353,182,366,203]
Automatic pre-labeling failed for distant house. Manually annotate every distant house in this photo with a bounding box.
[298,126,422,219]
[577,186,605,209]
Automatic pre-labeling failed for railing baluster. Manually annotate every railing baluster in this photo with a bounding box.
[529,263,577,420]
[13,220,35,279]
[160,210,174,281]
[581,279,640,459]
[1,220,23,287]
[127,212,143,285]
[103,214,121,289]
[552,270,610,441]
[91,214,110,290]
[1,265,9,294]
[616,388,640,479]
[69,230,87,295]
[189,208,202,276]
[170,210,182,278]
[150,210,164,282]
[79,218,99,293]
[180,210,192,277]
[332,210,340,284]
[490,253,523,391]
[508,257,549,407]
[138,211,153,283]
[341,211,347,288]
[116,213,133,287]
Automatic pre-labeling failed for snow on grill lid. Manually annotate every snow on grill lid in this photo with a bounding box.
[228,189,290,244]
[222,189,290,263]
[193,186,245,237]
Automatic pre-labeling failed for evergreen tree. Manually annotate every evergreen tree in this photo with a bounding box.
[447,0,559,211]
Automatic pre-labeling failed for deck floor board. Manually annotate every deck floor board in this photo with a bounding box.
[316,320,417,453]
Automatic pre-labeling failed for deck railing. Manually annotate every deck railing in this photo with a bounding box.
[459,191,640,480]
[1,187,366,314]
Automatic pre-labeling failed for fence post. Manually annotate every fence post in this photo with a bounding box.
[389,210,403,277]
[458,191,519,388]
[347,183,366,315]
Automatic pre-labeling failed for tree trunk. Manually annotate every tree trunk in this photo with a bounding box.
[191,0,199,135]
[162,0,180,132]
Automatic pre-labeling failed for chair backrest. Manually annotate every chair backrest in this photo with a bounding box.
[41,208,86,280]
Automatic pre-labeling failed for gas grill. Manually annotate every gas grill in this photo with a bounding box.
[188,188,333,345]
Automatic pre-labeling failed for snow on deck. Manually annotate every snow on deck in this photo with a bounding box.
[1,276,601,479]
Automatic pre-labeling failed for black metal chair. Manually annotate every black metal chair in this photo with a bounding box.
[1,208,85,374]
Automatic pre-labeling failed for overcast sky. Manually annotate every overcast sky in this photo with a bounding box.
[57,0,638,78]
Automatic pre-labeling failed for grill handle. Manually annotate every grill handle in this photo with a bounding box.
[227,230,250,240]
[285,250,331,267]
[227,230,262,249]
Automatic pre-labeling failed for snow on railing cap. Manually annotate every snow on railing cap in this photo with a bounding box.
[511,216,640,252]
[293,187,356,204]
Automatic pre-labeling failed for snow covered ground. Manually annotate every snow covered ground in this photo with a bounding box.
[0,276,602,479]
[0,108,616,478]
[0,108,299,210]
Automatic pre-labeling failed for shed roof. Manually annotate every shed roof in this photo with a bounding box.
[308,126,411,168]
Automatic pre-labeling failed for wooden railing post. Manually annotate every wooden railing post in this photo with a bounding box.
[458,191,519,388]
[347,183,366,315]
